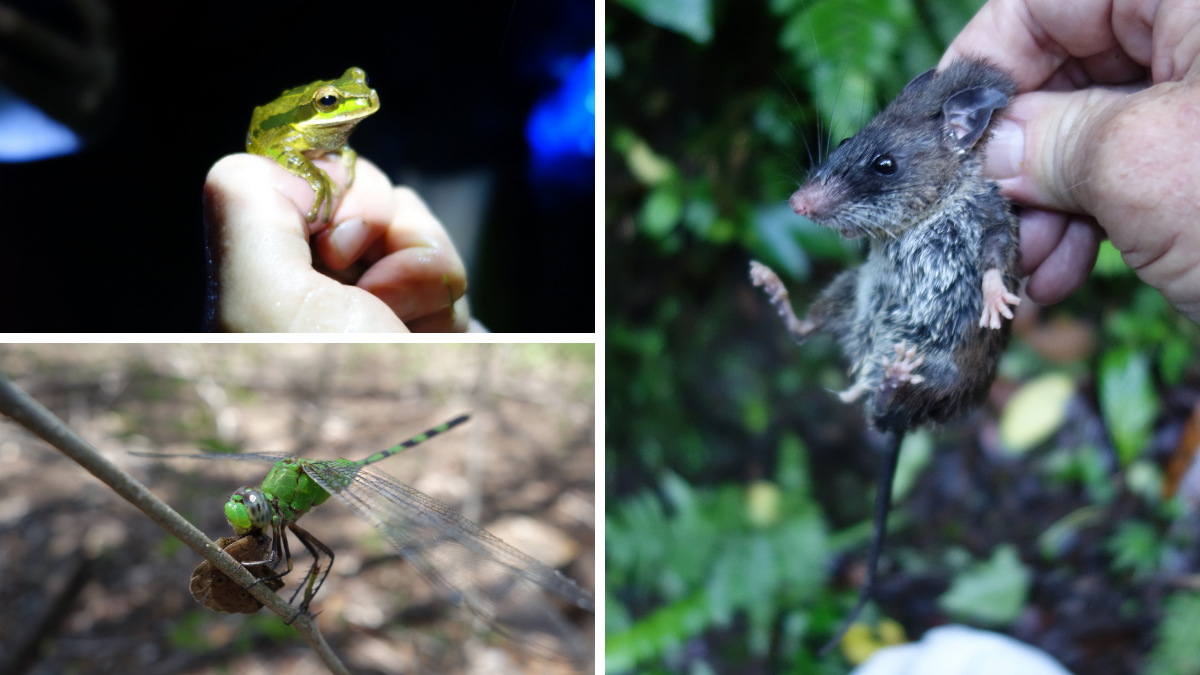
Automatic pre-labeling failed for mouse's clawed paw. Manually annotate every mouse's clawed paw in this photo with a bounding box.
[882,342,925,386]
[836,380,873,404]
[980,268,1020,330]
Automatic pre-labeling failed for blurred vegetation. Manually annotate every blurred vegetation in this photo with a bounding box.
[606,1,1200,673]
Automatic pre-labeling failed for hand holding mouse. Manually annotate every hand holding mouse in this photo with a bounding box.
[941,0,1200,321]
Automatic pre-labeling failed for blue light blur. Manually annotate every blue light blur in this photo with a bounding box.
[526,49,594,191]
[0,85,81,162]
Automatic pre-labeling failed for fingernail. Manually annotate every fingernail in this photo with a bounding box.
[329,218,367,264]
[984,119,1024,179]
[372,288,417,320]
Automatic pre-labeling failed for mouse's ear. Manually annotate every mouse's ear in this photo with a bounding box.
[901,68,936,95]
[943,87,1009,150]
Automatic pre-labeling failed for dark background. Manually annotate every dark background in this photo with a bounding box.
[0,0,595,332]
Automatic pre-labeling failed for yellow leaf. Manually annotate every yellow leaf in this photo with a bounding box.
[1000,374,1076,454]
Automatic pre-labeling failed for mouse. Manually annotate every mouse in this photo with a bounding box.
[748,57,1021,653]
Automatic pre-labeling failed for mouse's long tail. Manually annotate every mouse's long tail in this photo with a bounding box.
[819,430,904,656]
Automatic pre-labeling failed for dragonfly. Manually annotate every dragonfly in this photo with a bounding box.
[136,414,594,661]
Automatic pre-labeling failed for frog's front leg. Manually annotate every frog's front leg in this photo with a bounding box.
[337,144,359,189]
[278,151,337,223]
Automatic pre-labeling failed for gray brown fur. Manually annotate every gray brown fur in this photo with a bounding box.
[755,58,1020,434]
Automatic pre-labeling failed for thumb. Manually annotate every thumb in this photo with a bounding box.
[983,80,1200,321]
[981,87,1130,216]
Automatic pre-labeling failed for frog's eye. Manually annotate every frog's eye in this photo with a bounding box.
[312,87,342,112]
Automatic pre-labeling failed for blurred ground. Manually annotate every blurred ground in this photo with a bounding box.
[0,344,595,675]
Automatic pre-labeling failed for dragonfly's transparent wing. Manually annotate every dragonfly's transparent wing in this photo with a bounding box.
[130,451,295,463]
[303,460,593,662]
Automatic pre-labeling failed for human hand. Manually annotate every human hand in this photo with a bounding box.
[204,154,469,332]
[941,0,1200,321]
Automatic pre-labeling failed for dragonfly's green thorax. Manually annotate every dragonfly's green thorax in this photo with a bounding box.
[224,458,334,535]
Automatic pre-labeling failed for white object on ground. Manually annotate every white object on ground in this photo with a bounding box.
[851,625,1073,675]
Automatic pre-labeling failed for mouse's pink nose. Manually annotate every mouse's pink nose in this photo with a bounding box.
[789,182,835,221]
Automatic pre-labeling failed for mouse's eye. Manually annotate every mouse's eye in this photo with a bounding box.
[838,138,851,149]
[871,154,897,175]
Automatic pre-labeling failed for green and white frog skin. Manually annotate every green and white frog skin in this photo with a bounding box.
[246,67,380,223]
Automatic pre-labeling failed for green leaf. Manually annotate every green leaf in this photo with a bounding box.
[1106,520,1160,581]
[891,429,933,502]
[614,0,713,43]
[604,592,713,673]
[1092,240,1133,277]
[623,137,675,186]
[1098,348,1158,465]
[937,544,1031,625]
[775,0,919,137]
[775,432,810,495]
[639,185,684,239]
[1038,505,1104,560]
[1146,591,1200,675]
[1160,338,1193,386]
[168,612,213,651]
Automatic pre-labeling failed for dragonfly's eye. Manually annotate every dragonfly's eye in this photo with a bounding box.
[242,488,273,529]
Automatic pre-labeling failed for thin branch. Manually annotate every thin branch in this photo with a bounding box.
[0,373,350,675]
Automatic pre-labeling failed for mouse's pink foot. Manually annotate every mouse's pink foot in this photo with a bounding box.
[979,268,1020,329]
[750,260,816,341]
[882,342,925,387]
[837,380,873,404]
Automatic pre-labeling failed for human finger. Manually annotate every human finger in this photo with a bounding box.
[204,154,408,332]
[940,0,1125,89]
[310,157,394,270]
[355,186,468,328]
[1022,215,1102,305]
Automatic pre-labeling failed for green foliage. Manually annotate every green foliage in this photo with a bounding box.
[891,429,933,502]
[156,534,184,559]
[1039,444,1115,505]
[1098,348,1158,466]
[1145,591,1200,675]
[937,544,1031,625]
[773,0,923,139]
[197,438,243,454]
[168,612,212,651]
[1104,285,1199,386]
[615,0,714,43]
[608,0,1200,670]
[1038,506,1105,560]
[1093,240,1134,277]
[1106,520,1162,581]
[606,454,829,668]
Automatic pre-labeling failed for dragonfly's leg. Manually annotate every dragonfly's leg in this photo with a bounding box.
[285,522,335,613]
[244,522,294,589]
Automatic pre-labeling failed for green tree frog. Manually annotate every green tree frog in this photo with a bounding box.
[246,67,380,223]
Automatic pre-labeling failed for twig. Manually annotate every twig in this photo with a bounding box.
[0,373,350,675]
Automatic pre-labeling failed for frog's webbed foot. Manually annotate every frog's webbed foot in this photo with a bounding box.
[979,268,1020,329]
